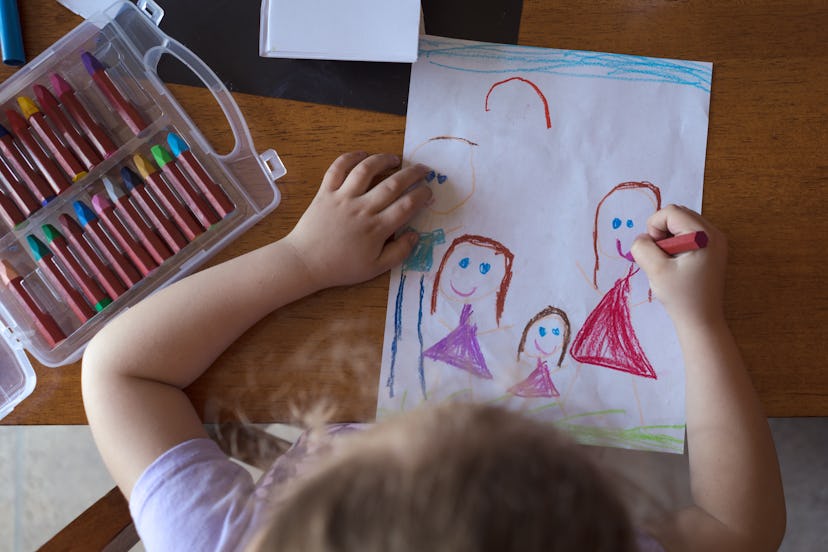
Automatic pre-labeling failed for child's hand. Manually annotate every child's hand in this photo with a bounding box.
[631,205,728,326]
[285,151,433,289]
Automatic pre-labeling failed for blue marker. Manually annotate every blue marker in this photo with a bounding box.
[0,0,25,66]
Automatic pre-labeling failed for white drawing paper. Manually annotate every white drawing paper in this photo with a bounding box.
[377,36,712,453]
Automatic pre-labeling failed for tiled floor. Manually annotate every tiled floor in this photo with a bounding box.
[0,418,825,551]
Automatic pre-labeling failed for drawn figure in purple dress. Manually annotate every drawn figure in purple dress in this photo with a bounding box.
[423,234,514,380]
[508,306,572,398]
[386,136,478,399]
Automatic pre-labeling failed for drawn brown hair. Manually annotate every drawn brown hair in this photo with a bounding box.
[430,234,514,326]
[516,306,571,368]
[592,181,662,288]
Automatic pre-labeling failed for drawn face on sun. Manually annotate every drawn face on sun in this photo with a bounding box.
[440,242,506,303]
[597,187,659,263]
[524,314,566,360]
[408,136,477,215]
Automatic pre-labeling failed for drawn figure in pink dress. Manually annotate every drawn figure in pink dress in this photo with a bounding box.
[570,181,662,379]
[423,234,514,380]
[508,306,572,398]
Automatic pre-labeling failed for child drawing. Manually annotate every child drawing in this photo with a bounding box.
[484,76,552,129]
[570,181,662,380]
[423,234,514,380]
[386,136,478,400]
[508,306,571,399]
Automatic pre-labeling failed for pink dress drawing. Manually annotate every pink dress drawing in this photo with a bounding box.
[570,266,656,379]
[423,303,493,379]
[508,358,560,398]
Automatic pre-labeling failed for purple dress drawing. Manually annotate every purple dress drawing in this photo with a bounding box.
[508,358,560,398]
[423,303,492,379]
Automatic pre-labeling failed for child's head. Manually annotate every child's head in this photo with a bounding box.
[250,403,635,552]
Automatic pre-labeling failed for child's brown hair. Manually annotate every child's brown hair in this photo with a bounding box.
[249,403,635,551]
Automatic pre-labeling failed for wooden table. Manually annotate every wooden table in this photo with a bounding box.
[3,0,826,425]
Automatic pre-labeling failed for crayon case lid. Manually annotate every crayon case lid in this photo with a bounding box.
[0,305,36,421]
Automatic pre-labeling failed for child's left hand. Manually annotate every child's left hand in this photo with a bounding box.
[286,151,433,289]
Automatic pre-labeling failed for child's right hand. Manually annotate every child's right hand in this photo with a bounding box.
[631,205,728,326]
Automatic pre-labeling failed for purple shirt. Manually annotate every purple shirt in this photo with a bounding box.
[130,428,665,551]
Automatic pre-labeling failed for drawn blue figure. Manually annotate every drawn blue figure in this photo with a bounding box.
[386,136,478,400]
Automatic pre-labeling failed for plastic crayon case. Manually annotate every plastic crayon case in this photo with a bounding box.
[0,0,286,420]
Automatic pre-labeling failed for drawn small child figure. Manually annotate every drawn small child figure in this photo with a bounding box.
[508,306,571,400]
[386,136,479,399]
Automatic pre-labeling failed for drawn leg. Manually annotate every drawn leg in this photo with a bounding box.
[386,271,407,398]
[417,274,427,399]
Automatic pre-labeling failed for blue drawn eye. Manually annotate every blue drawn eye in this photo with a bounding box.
[539,326,547,337]
[424,171,436,182]
[437,173,448,184]
[459,257,470,269]
[626,219,634,229]
[552,327,561,336]
[479,262,491,275]
[612,217,622,230]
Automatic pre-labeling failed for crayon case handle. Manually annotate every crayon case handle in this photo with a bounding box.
[136,0,165,26]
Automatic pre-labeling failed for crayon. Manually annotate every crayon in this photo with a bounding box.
[0,0,25,66]
[103,177,172,265]
[26,234,95,323]
[656,231,709,255]
[121,167,188,253]
[72,201,142,288]
[50,73,118,159]
[4,110,69,196]
[58,213,127,299]
[0,260,65,348]
[42,224,112,312]
[17,96,87,182]
[0,123,55,205]
[167,133,234,217]
[89,194,157,276]
[0,154,38,216]
[133,153,202,241]
[33,84,102,170]
[150,145,219,229]
[0,187,23,229]
[81,51,148,135]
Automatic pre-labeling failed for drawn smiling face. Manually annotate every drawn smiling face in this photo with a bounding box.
[440,243,505,303]
[525,314,566,360]
[408,136,477,215]
[597,188,659,263]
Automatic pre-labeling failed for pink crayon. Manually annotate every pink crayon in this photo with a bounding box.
[50,73,118,159]
[655,231,709,255]
[90,193,157,276]
[33,84,102,170]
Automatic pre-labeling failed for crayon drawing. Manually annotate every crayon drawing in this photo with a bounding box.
[378,36,711,453]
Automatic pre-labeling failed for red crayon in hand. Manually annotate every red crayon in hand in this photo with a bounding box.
[81,52,148,135]
[151,145,219,229]
[167,132,234,218]
[90,193,157,276]
[655,231,709,255]
[26,234,95,323]
[0,156,39,217]
[58,213,128,299]
[17,97,87,182]
[0,260,66,348]
[72,201,142,288]
[103,176,172,265]
[0,122,56,204]
[33,84,102,170]
[5,110,70,196]
[121,167,188,253]
[50,73,118,159]
[42,224,112,312]
[133,153,202,241]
